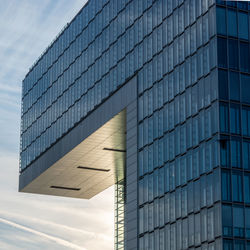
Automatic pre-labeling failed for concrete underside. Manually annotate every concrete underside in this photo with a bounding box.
[21,110,126,199]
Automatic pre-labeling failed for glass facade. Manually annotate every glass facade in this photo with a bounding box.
[217,1,250,250]
[20,0,250,249]
[138,0,221,249]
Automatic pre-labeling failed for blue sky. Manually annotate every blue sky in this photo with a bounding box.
[0,1,114,249]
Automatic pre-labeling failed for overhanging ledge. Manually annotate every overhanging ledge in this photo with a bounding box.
[19,77,137,199]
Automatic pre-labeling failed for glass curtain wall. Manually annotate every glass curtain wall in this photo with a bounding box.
[138,0,220,249]
[217,1,250,249]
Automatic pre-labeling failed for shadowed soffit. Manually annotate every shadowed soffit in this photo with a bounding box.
[21,110,126,199]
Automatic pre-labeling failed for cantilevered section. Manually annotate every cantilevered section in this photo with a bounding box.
[19,77,136,199]
[20,110,126,199]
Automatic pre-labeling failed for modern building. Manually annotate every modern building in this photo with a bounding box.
[19,0,250,249]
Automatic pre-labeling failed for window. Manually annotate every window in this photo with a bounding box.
[186,87,192,118]
[181,186,187,217]
[203,13,209,44]
[159,197,164,228]
[197,49,203,79]
[218,38,228,68]
[223,239,233,250]
[144,175,148,203]
[153,112,159,140]
[243,141,250,170]
[186,118,192,149]
[154,199,159,229]
[190,0,196,24]
[192,84,198,115]
[185,58,191,88]
[237,1,248,10]
[139,207,144,234]
[169,131,175,161]
[139,151,144,177]
[231,139,242,168]
[165,194,170,224]
[233,206,244,238]
[190,24,196,54]
[201,209,207,242]
[143,91,148,119]
[214,169,221,203]
[148,145,153,173]
[203,45,210,75]
[187,152,193,181]
[184,0,190,28]
[148,173,153,202]
[228,39,239,70]
[218,70,228,100]
[163,135,169,163]
[180,93,186,123]
[230,104,241,134]
[170,223,176,250]
[185,28,190,59]
[149,232,154,250]
[194,180,200,212]
[220,102,229,133]
[148,117,153,145]
[198,79,204,110]
[197,17,202,49]
[241,74,250,104]
[222,205,233,237]
[244,172,250,205]
[201,175,206,208]
[170,192,175,222]
[217,7,226,35]
[169,162,175,192]
[175,158,181,188]
[139,179,144,205]
[153,169,159,198]
[188,214,194,247]
[182,218,188,249]
[143,119,148,147]
[242,107,250,136]
[234,240,245,250]
[175,188,181,219]
[228,10,237,37]
[238,11,249,40]
[194,213,201,246]
[139,237,144,250]
[192,116,198,147]
[148,203,154,232]
[245,207,250,238]
[187,182,194,214]
[207,207,214,241]
[173,9,178,38]
[198,110,205,142]
[229,71,240,101]
[220,137,230,167]
[180,124,186,154]
[222,170,231,201]
[159,138,164,167]
[240,42,250,73]
[139,123,143,149]
[206,173,213,206]
[159,167,164,196]
[232,171,243,202]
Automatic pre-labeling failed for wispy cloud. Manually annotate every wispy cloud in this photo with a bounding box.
[0,217,85,250]
[0,209,110,240]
